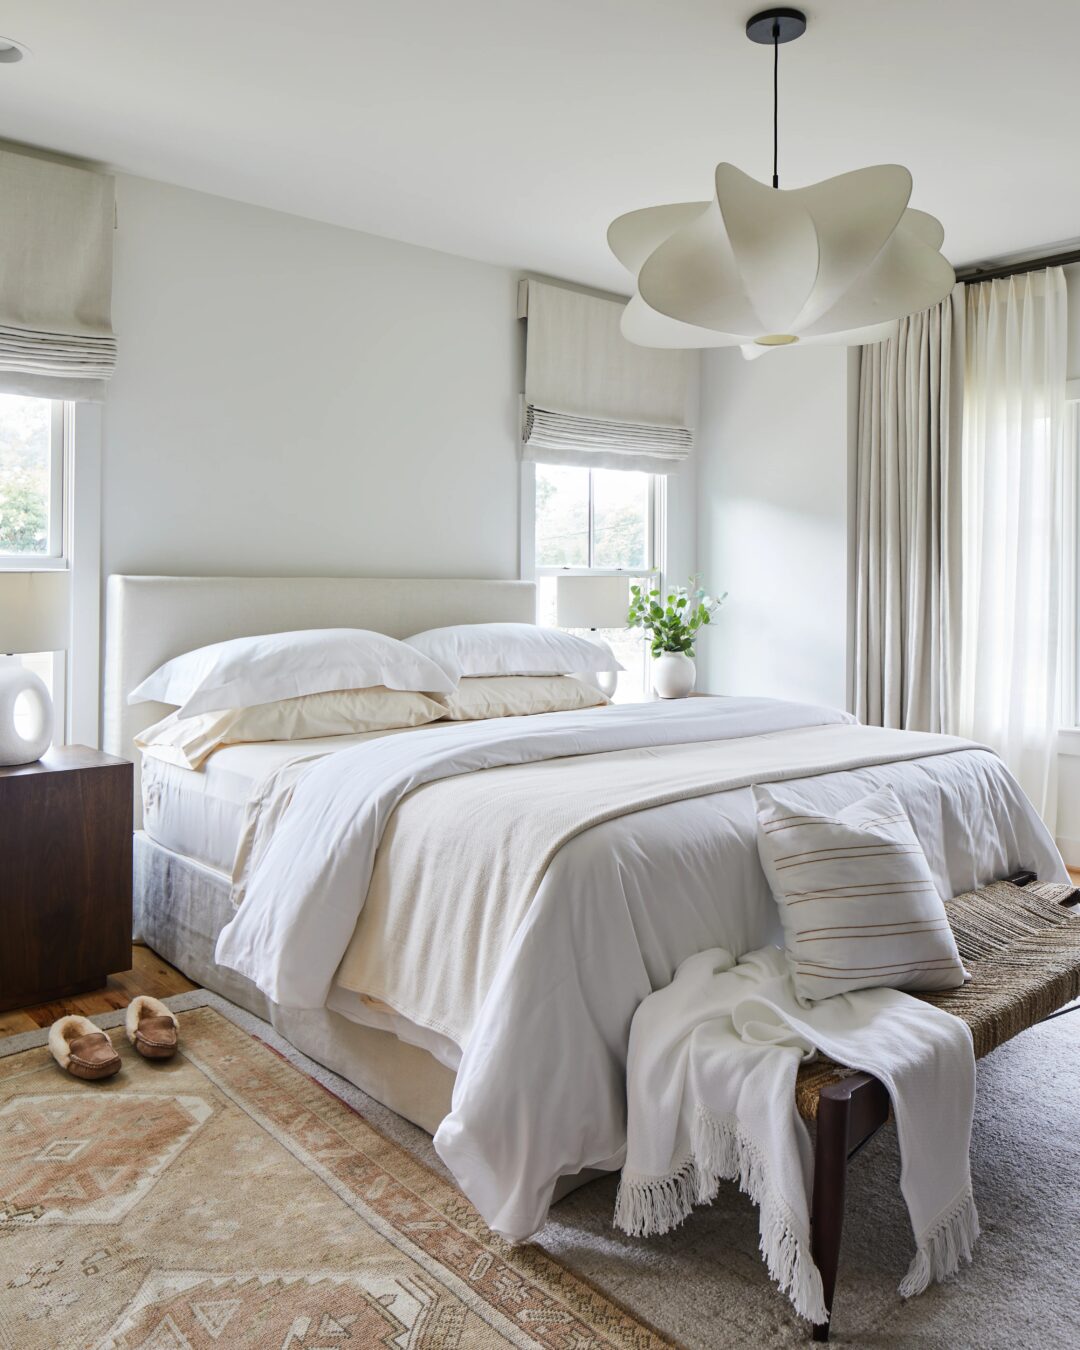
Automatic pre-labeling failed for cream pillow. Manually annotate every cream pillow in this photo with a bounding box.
[754,783,968,1006]
[136,686,448,770]
[442,675,607,721]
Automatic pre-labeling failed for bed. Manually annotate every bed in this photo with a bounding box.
[106,573,1067,1243]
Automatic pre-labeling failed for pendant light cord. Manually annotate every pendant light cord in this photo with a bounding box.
[772,21,780,188]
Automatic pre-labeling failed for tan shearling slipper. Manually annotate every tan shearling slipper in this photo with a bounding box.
[125,996,179,1060]
[48,1015,122,1081]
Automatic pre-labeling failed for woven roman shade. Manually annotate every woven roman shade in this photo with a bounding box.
[0,148,117,401]
[520,278,694,473]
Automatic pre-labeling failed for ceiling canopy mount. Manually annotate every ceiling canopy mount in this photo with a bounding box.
[744,8,807,46]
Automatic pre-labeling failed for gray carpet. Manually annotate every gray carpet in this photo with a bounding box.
[7,992,1077,1349]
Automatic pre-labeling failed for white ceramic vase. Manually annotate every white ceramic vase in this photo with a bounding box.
[651,651,696,699]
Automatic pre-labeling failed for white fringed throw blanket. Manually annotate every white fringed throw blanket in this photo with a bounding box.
[615,946,979,1324]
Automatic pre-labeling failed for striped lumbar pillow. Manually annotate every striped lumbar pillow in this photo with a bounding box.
[754,783,968,1006]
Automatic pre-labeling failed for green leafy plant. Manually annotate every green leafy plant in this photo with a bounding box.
[627,575,726,658]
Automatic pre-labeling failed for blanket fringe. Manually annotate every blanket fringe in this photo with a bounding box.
[613,1154,699,1239]
[899,1185,980,1299]
[692,1104,828,1325]
[613,1107,828,1325]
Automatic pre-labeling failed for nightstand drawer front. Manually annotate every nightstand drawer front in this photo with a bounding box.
[0,759,132,1011]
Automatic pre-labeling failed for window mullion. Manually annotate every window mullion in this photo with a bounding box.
[49,399,65,560]
[587,469,595,569]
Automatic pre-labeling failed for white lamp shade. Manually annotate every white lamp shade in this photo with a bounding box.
[609,162,955,356]
[556,575,631,629]
[0,569,70,653]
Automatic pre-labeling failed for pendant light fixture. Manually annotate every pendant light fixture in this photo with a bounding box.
[608,8,954,357]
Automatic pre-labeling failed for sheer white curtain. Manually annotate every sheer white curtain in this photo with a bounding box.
[958,268,1068,823]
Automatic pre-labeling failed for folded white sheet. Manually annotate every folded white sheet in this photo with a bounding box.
[615,946,979,1324]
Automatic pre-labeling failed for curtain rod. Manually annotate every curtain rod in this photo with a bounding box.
[955,246,1080,286]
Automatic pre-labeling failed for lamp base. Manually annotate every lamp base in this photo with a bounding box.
[596,670,619,699]
[0,664,53,766]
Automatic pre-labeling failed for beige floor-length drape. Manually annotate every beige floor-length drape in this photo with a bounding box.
[854,289,966,733]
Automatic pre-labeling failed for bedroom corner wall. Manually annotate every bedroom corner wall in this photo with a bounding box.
[694,345,851,710]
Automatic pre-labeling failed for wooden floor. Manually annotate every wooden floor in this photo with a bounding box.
[3,868,1078,1041]
[0,944,197,1039]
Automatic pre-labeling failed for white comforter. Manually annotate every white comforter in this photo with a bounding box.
[218,697,856,1006]
[215,697,1065,1241]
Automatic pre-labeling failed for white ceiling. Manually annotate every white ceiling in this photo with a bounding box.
[0,0,1076,288]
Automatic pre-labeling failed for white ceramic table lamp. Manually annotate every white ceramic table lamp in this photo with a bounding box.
[0,571,68,765]
[555,575,630,698]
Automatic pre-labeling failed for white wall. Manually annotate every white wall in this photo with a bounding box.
[694,345,850,709]
[102,175,524,582]
[92,174,698,728]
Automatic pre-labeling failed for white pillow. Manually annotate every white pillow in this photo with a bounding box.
[404,622,623,679]
[754,783,968,1006]
[136,686,449,770]
[129,628,456,716]
[442,675,607,721]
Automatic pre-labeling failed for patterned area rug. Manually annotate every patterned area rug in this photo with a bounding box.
[0,1006,668,1349]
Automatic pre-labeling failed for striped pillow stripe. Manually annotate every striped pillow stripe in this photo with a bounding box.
[754,783,968,1005]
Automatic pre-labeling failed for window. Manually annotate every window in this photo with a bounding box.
[0,392,65,566]
[0,393,69,741]
[531,463,662,701]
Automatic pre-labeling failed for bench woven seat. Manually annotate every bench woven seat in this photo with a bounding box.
[795,880,1080,1120]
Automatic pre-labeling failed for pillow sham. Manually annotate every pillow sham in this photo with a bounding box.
[754,783,968,1006]
[404,622,623,679]
[129,627,456,717]
[135,686,449,770]
[442,675,607,721]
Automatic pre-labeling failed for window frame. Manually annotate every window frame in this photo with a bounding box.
[521,461,666,702]
[522,461,664,586]
[0,396,69,570]
[0,395,97,751]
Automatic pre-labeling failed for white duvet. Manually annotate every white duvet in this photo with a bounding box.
[214,697,1065,1241]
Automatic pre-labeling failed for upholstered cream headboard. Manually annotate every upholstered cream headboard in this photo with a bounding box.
[104,574,537,824]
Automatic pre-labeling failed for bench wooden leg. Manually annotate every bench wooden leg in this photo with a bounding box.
[810,1074,891,1342]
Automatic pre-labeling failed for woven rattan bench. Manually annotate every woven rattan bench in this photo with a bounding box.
[797,875,1080,1341]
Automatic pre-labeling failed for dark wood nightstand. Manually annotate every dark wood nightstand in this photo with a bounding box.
[0,746,133,1013]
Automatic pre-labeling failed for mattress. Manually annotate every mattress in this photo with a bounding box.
[140,733,376,873]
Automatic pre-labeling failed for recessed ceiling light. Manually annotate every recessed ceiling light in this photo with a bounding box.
[0,36,30,64]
